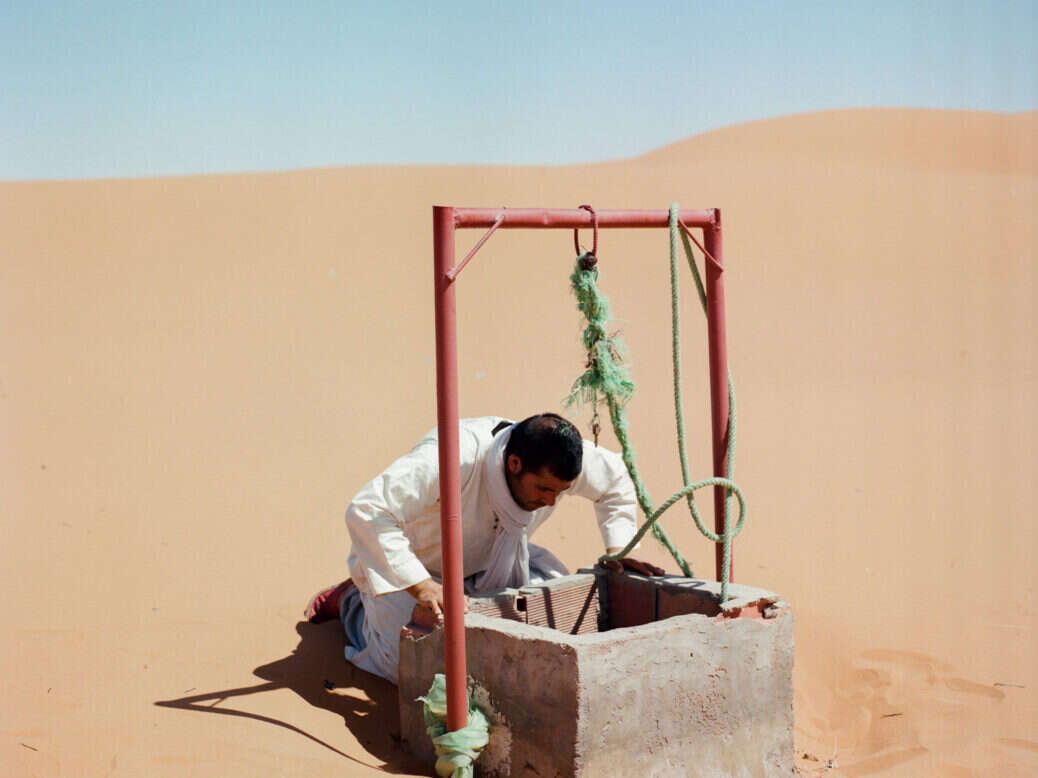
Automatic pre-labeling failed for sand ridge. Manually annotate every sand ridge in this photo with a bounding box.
[2,108,1035,776]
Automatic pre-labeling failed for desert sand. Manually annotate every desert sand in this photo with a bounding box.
[2,108,1035,777]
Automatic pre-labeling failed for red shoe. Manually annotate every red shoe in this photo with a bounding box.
[304,579,354,623]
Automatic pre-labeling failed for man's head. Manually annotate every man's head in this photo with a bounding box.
[503,413,583,511]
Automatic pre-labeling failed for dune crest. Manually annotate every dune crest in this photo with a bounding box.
[637,108,1036,175]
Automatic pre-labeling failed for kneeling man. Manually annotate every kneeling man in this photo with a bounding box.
[307,413,662,683]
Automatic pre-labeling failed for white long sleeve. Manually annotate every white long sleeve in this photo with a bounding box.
[345,437,442,594]
[557,440,639,551]
[345,418,639,595]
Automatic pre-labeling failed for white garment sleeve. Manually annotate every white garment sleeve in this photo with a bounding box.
[345,440,440,595]
[567,440,640,551]
[345,428,480,595]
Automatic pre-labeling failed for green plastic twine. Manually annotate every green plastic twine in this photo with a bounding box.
[566,204,747,601]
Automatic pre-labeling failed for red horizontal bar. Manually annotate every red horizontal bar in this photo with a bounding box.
[450,207,717,230]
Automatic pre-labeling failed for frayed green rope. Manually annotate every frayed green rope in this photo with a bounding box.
[565,256,635,444]
[565,253,692,577]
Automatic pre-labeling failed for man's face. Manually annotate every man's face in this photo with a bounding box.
[505,454,573,511]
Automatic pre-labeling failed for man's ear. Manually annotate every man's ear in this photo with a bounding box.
[506,454,523,475]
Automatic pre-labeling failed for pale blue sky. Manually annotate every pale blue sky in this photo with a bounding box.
[2,1,1034,180]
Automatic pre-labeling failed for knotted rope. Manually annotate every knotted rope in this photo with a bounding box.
[566,203,746,601]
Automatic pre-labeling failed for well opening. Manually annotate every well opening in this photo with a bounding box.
[464,570,766,636]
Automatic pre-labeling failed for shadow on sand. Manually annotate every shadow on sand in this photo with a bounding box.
[154,621,429,776]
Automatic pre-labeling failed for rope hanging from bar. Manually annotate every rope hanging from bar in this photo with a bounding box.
[565,203,746,601]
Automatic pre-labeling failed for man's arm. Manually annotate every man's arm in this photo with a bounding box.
[568,441,665,576]
[346,424,483,601]
[345,438,443,595]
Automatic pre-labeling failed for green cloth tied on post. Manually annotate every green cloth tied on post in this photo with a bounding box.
[417,673,491,778]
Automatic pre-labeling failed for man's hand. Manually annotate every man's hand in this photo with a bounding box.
[602,550,665,577]
[405,578,469,624]
[406,578,446,622]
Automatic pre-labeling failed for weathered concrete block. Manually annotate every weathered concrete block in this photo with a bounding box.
[399,615,583,775]
[467,573,601,634]
[399,573,795,778]
[603,567,657,628]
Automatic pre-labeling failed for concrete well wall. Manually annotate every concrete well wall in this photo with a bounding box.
[398,572,795,778]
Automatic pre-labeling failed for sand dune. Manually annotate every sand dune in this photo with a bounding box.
[2,108,1034,776]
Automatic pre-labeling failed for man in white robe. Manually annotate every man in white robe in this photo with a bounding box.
[306,413,662,684]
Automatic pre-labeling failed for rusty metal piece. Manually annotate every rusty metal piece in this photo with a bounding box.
[446,211,504,282]
[453,207,717,229]
[679,217,724,272]
[573,204,598,256]
[579,252,598,271]
[703,212,730,584]
[432,206,468,730]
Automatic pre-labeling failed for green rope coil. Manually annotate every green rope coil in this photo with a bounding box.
[565,203,747,601]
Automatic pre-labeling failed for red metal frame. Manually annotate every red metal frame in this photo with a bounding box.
[432,206,730,731]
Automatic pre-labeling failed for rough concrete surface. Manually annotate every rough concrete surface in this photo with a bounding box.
[399,573,795,777]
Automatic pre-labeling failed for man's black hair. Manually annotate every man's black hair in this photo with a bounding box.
[505,413,583,481]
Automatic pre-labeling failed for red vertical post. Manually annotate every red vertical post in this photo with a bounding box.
[703,210,731,583]
[432,206,468,730]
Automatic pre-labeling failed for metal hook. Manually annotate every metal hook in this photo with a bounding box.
[573,203,598,258]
